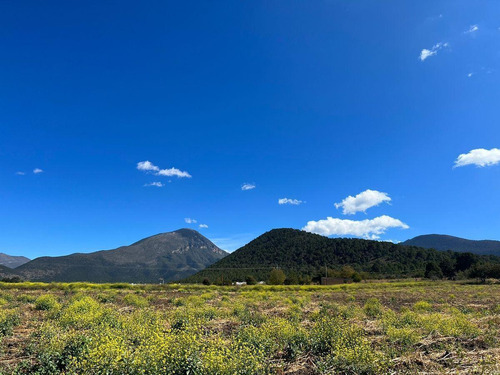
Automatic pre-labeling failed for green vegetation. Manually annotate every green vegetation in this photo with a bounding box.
[184,229,499,284]
[0,280,498,374]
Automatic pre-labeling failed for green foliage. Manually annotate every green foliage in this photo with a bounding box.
[0,310,20,336]
[425,262,443,279]
[245,276,257,285]
[34,294,60,311]
[364,298,383,318]
[123,293,149,308]
[268,269,286,285]
[413,301,432,312]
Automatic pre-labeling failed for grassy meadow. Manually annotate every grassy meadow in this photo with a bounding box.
[0,280,499,374]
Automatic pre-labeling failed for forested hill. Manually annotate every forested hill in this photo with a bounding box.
[184,228,499,283]
[403,234,500,256]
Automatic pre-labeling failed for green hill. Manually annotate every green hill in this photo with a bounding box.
[403,234,500,256]
[184,228,500,283]
[16,229,227,283]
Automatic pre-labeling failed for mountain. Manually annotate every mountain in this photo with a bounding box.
[184,228,500,283]
[16,229,227,283]
[0,253,30,268]
[402,235,500,257]
[0,264,15,278]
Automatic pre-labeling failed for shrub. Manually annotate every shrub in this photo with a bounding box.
[17,294,36,303]
[268,269,286,285]
[413,301,432,312]
[364,298,383,318]
[0,310,20,336]
[35,294,60,311]
[123,294,149,308]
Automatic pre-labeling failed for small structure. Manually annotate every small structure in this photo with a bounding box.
[321,277,351,285]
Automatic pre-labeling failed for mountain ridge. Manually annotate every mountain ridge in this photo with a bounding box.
[16,229,227,283]
[0,253,30,268]
[402,234,500,256]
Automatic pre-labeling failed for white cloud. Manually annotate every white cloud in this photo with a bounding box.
[467,72,474,78]
[278,198,303,205]
[157,167,191,178]
[185,218,197,224]
[465,25,479,33]
[137,160,191,178]
[199,224,209,229]
[454,148,500,167]
[420,49,436,61]
[15,171,25,175]
[335,189,391,215]
[137,161,160,172]
[302,215,409,240]
[33,168,43,174]
[144,182,164,187]
[420,42,448,61]
[241,183,256,191]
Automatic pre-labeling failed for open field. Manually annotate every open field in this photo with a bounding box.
[0,281,499,374]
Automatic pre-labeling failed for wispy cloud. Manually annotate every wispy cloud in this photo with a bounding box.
[420,42,448,61]
[335,189,391,215]
[278,198,303,205]
[33,168,43,174]
[144,182,164,187]
[241,183,256,191]
[454,148,500,168]
[15,171,25,175]
[157,168,191,178]
[185,218,197,224]
[302,215,409,240]
[199,224,209,229]
[137,161,191,178]
[465,25,479,34]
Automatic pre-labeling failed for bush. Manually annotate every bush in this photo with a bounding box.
[35,294,60,311]
[352,273,363,283]
[0,310,20,336]
[268,269,286,285]
[364,298,383,318]
[413,301,432,312]
[123,294,149,308]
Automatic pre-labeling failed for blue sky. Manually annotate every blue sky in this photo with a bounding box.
[1,1,500,258]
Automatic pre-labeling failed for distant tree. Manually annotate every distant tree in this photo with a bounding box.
[470,264,500,281]
[268,268,286,285]
[298,275,312,285]
[439,258,456,278]
[425,262,443,279]
[352,272,362,283]
[0,276,22,283]
[202,278,211,286]
[215,276,232,286]
[340,265,355,279]
[245,276,257,285]
[456,253,477,272]
[284,274,299,285]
